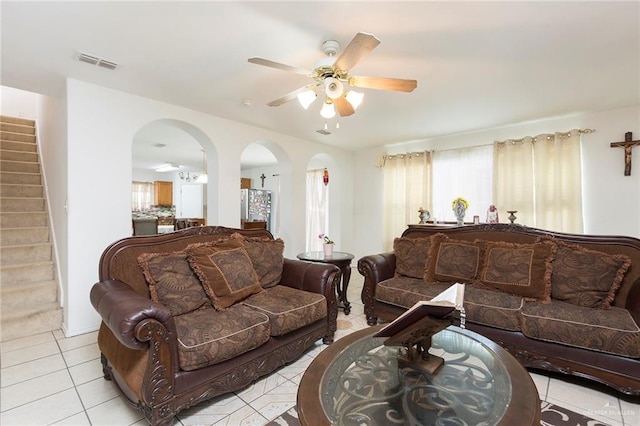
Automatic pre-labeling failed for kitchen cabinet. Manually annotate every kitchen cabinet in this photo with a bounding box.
[154,181,173,206]
[241,178,251,189]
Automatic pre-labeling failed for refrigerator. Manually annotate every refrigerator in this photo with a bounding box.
[240,189,272,231]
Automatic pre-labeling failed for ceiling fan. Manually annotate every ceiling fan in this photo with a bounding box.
[248,32,417,118]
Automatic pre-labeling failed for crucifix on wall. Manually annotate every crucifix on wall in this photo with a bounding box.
[610,132,640,176]
[260,173,266,187]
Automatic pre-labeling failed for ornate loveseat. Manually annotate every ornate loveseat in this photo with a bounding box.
[90,226,340,425]
[358,223,640,395]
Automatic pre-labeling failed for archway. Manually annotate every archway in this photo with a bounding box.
[131,119,218,233]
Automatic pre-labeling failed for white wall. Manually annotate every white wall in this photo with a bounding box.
[63,79,354,336]
[1,86,37,119]
[353,105,640,259]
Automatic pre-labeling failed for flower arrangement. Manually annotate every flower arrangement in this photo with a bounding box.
[318,233,334,245]
[451,197,469,210]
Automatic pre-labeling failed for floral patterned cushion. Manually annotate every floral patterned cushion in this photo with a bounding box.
[478,240,556,303]
[424,233,482,284]
[520,300,640,358]
[393,237,431,279]
[243,285,327,336]
[174,304,271,371]
[537,236,631,309]
[187,239,263,311]
[231,233,285,288]
[137,250,209,316]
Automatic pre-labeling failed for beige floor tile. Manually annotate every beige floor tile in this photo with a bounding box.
[620,398,640,425]
[0,340,60,368]
[547,378,623,424]
[61,342,100,367]
[1,353,66,387]
[212,404,266,426]
[53,329,66,340]
[56,331,99,352]
[277,354,314,380]
[236,372,288,403]
[545,396,624,426]
[0,388,83,425]
[1,369,74,411]
[54,411,92,425]
[0,331,55,354]
[76,377,120,409]
[248,381,298,422]
[2,389,88,426]
[85,396,144,426]
[178,393,248,425]
[68,358,104,385]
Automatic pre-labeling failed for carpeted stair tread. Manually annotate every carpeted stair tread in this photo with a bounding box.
[0,116,35,126]
[1,197,46,212]
[1,280,58,310]
[1,261,55,284]
[1,227,50,245]
[0,184,44,198]
[0,303,63,342]
[0,149,38,162]
[0,171,42,185]
[0,130,36,143]
[0,211,47,227]
[0,140,37,152]
[1,242,52,265]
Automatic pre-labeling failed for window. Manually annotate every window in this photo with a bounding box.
[132,181,153,211]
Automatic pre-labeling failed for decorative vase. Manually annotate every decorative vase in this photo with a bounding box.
[323,243,334,257]
[453,201,466,226]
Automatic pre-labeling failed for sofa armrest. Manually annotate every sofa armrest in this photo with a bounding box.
[358,252,396,325]
[90,279,175,350]
[279,258,340,343]
[626,280,640,325]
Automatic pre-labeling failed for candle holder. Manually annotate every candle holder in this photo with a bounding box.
[507,210,518,224]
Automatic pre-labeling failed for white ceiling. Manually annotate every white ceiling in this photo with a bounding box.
[2,1,639,171]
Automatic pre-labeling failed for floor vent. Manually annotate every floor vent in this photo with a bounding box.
[76,51,118,70]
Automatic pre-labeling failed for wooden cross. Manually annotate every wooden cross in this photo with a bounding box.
[260,173,266,187]
[610,132,640,176]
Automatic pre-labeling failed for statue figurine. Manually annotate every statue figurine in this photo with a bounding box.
[418,207,431,224]
[487,205,499,223]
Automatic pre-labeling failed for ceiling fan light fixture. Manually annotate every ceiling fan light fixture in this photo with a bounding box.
[320,100,336,119]
[324,77,344,99]
[345,90,364,110]
[297,89,317,109]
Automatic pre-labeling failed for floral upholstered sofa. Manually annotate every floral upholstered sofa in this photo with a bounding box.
[90,226,340,425]
[358,223,640,395]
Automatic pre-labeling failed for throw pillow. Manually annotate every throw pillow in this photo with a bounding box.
[137,250,209,316]
[479,240,556,302]
[230,233,285,288]
[393,237,431,279]
[537,236,631,309]
[187,239,263,311]
[424,233,482,284]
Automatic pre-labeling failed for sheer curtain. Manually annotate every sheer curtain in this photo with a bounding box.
[306,169,328,251]
[132,181,153,211]
[432,145,493,222]
[382,151,431,250]
[494,130,583,233]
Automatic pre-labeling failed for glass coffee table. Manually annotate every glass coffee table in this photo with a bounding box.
[298,325,540,425]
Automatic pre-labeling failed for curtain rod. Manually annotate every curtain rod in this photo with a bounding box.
[495,128,596,144]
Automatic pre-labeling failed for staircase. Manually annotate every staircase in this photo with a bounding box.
[0,115,62,341]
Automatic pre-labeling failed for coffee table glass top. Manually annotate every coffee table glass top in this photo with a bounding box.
[320,326,512,425]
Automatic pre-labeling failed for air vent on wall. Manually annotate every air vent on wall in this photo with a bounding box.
[76,51,118,70]
[316,129,331,135]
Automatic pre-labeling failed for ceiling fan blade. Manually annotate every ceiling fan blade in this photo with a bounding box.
[334,32,380,72]
[248,57,311,76]
[348,76,417,92]
[334,96,355,117]
[266,84,317,107]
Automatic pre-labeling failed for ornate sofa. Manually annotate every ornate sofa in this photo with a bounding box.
[358,223,640,395]
[90,226,340,425]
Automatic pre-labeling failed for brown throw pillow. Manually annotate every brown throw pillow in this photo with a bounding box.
[187,239,262,311]
[393,237,431,279]
[479,240,556,302]
[424,233,482,284]
[137,251,209,316]
[230,233,285,288]
[537,236,631,309]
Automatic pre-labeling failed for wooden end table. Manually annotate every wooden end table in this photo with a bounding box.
[296,251,354,315]
[298,325,541,425]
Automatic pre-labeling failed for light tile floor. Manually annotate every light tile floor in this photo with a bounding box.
[1,272,639,425]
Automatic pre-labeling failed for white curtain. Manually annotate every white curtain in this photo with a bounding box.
[494,130,583,233]
[306,169,328,252]
[132,181,153,211]
[382,151,431,250]
[432,145,493,223]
